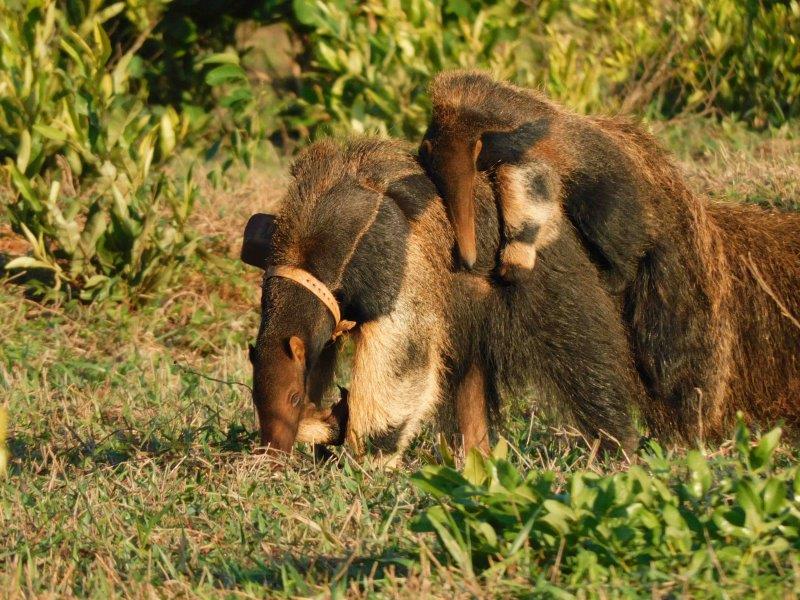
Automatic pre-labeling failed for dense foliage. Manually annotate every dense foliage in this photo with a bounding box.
[0,1,203,299]
[1,0,798,299]
[290,0,800,139]
[413,422,800,595]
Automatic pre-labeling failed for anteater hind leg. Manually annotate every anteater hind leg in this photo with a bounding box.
[494,162,563,282]
[495,226,646,456]
[454,363,491,455]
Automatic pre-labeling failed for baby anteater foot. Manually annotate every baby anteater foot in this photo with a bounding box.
[493,162,563,282]
[498,240,537,281]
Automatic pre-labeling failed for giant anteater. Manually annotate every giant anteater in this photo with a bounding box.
[418,71,800,443]
[242,138,647,461]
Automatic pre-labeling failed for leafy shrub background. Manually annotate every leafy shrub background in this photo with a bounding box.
[288,0,800,138]
[1,0,798,300]
[0,0,201,300]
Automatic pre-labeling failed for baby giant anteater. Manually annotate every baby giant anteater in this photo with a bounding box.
[242,138,646,462]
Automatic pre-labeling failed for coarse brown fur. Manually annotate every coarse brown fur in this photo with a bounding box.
[422,71,800,442]
[244,138,647,461]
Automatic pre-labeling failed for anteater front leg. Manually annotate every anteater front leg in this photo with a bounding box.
[494,162,563,282]
[295,389,349,446]
[454,363,491,455]
[345,304,444,467]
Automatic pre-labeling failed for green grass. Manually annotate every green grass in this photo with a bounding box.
[1,119,799,598]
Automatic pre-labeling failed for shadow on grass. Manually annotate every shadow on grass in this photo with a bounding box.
[7,421,258,474]
[207,550,414,593]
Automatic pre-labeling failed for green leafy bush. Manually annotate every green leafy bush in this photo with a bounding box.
[286,0,800,140]
[285,0,530,139]
[533,0,800,125]
[0,0,199,300]
[412,422,800,595]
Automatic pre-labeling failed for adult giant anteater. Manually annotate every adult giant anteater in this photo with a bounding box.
[242,138,646,462]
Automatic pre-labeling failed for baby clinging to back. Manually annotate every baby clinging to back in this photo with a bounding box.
[418,70,565,281]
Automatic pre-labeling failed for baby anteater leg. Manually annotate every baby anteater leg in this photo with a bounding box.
[494,162,563,281]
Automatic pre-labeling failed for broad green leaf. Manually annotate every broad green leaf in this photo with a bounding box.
[293,0,322,26]
[410,465,468,498]
[78,210,108,258]
[736,481,764,531]
[93,21,111,65]
[139,132,155,180]
[4,256,55,271]
[463,449,487,486]
[159,112,176,157]
[7,162,41,210]
[437,435,455,468]
[205,64,246,86]
[33,124,68,142]
[18,222,45,258]
[59,38,86,75]
[540,500,573,535]
[112,51,133,91]
[221,88,254,108]
[763,479,787,514]
[494,460,523,491]
[751,427,782,470]
[687,450,712,497]
[662,504,686,530]
[83,274,109,288]
[48,180,60,204]
[492,438,508,461]
[94,2,126,25]
[199,52,240,65]
[474,521,498,550]
[317,42,340,70]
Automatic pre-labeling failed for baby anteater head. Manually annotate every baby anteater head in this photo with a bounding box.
[419,70,555,269]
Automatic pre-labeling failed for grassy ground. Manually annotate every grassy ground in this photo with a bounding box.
[1,119,799,598]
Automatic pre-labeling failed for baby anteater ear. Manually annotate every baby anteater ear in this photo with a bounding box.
[241,213,277,269]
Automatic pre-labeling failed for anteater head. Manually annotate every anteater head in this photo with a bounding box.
[419,70,554,270]
[241,140,414,454]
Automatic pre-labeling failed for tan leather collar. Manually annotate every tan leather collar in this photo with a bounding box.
[266,265,356,340]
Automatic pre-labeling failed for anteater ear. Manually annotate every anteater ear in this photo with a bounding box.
[241,213,277,269]
[419,139,433,160]
[472,138,482,162]
[288,336,306,365]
